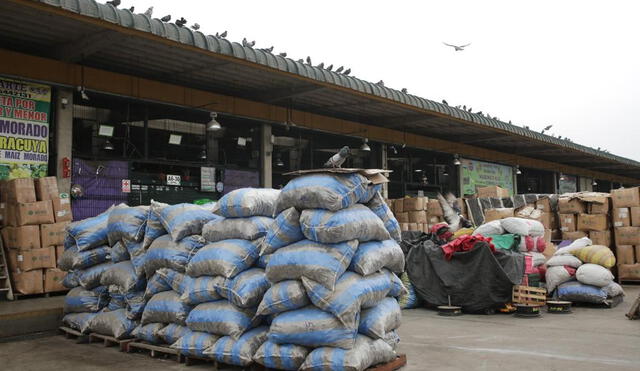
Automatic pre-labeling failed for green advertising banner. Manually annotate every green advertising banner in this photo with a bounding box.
[0,77,50,180]
[460,157,514,196]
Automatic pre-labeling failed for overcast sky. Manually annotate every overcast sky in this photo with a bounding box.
[128,0,639,160]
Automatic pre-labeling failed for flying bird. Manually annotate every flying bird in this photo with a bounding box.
[191,23,200,30]
[176,17,187,27]
[343,68,351,75]
[438,193,472,232]
[443,42,471,51]
[160,15,171,22]
[541,124,553,134]
[324,146,351,168]
[279,52,287,57]
[106,0,120,7]
[144,7,153,17]
[336,66,344,73]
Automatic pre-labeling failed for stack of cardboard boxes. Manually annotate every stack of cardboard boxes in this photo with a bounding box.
[610,187,640,281]
[388,197,446,233]
[557,195,612,245]
[477,186,515,223]
[0,177,73,295]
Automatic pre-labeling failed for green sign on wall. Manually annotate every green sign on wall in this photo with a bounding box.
[0,77,51,180]
[460,157,514,196]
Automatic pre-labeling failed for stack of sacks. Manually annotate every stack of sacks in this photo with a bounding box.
[474,217,547,284]
[59,207,114,334]
[163,189,278,365]
[256,173,403,371]
[136,202,217,348]
[546,237,624,304]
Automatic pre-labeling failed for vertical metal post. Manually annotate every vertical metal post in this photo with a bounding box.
[260,123,273,188]
[143,106,149,160]
[381,144,388,198]
[55,87,73,194]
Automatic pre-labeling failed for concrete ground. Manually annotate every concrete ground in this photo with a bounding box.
[0,286,638,371]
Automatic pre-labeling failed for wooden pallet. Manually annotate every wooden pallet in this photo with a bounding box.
[12,290,69,300]
[184,356,265,369]
[88,333,135,352]
[127,341,185,363]
[58,326,90,343]
[512,285,547,305]
[367,354,407,371]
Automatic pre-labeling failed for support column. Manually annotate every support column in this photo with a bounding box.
[381,144,388,198]
[55,87,73,194]
[260,123,273,188]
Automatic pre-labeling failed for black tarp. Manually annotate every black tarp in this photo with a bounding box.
[406,239,524,313]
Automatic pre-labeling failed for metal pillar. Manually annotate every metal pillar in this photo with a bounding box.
[260,123,273,188]
[381,144,388,198]
[55,87,73,194]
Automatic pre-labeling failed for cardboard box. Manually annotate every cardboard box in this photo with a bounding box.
[400,223,409,232]
[40,222,68,247]
[408,210,427,224]
[52,197,73,223]
[15,200,54,226]
[476,185,510,199]
[577,214,609,232]
[34,177,60,201]
[544,229,552,245]
[535,198,552,213]
[542,242,557,259]
[484,208,514,222]
[611,187,640,208]
[636,246,640,263]
[616,245,635,265]
[589,230,612,247]
[408,223,420,231]
[55,245,64,266]
[44,268,67,292]
[618,263,640,279]
[631,207,640,227]
[428,215,444,225]
[562,231,587,240]
[12,269,44,295]
[403,197,427,211]
[558,214,576,232]
[2,203,17,226]
[422,223,430,234]
[615,227,640,246]
[588,198,610,215]
[612,208,631,228]
[538,212,554,230]
[515,206,536,218]
[4,178,36,204]
[1,225,41,249]
[393,199,404,214]
[7,247,56,272]
[558,198,586,214]
[426,199,444,216]
[396,212,409,223]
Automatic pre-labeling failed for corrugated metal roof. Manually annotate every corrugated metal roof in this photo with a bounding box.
[23,0,640,170]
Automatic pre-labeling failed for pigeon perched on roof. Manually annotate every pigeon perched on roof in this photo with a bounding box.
[106,0,120,7]
[376,80,384,86]
[326,64,333,71]
[336,66,344,73]
[324,146,350,168]
[219,30,227,38]
[176,17,187,27]
[443,42,471,51]
[442,99,448,105]
[343,68,351,75]
[128,6,134,12]
[160,15,171,22]
[317,62,324,69]
[306,56,312,65]
[191,23,200,30]
[144,7,153,17]
[279,52,287,57]
[401,88,408,93]
[264,46,274,52]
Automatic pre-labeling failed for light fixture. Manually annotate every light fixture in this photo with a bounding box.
[592,180,598,186]
[360,138,371,151]
[559,173,566,181]
[60,97,69,109]
[206,112,222,131]
[103,139,114,151]
[237,137,247,147]
[275,154,284,167]
[421,174,428,184]
[169,134,182,145]
[443,168,449,176]
[516,165,522,175]
[389,145,398,155]
[414,169,423,173]
[77,86,89,101]
[453,154,461,166]
[199,149,207,160]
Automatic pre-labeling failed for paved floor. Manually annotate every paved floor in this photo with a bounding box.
[0,286,638,371]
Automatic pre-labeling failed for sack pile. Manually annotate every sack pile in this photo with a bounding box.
[546,236,624,304]
[258,173,403,370]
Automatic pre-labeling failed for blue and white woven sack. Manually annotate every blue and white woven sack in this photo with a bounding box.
[348,239,405,276]
[204,326,269,366]
[253,341,310,370]
[260,207,304,255]
[187,239,260,278]
[107,204,148,244]
[213,188,281,218]
[141,291,192,325]
[186,300,260,339]
[300,204,390,244]
[367,192,402,243]
[158,203,219,242]
[358,297,402,339]
[202,216,273,242]
[256,280,309,316]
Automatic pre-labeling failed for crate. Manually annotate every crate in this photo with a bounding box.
[367,354,407,371]
[127,341,185,363]
[59,326,89,343]
[512,285,547,305]
[88,333,135,352]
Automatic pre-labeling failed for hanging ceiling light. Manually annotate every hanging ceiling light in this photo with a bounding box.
[103,139,114,151]
[559,173,566,181]
[275,154,284,167]
[77,86,89,101]
[206,112,222,131]
[199,149,207,159]
[592,179,598,186]
[443,168,449,176]
[414,169,423,173]
[360,138,371,151]
[453,154,461,166]
[516,165,522,175]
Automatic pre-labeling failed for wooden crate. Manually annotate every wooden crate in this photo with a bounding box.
[512,285,547,305]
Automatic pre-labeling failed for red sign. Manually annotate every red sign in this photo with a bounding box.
[122,179,131,193]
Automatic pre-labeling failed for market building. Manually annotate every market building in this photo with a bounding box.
[2,0,640,219]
